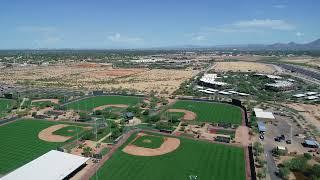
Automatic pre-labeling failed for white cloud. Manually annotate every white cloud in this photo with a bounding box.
[296,32,304,37]
[192,35,206,41]
[108,33,143,43]
[273,4,287,9]
[233,19,295,30]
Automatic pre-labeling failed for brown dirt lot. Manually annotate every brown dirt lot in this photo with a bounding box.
[285,103,320,129]
[92,104,129,111]
[32,99,59,104]
[213,61,276,73]
[235,126,251,146]
[0,63,196,95]
[38,124,71,142]
[167,109,197,120]
[122,133,180,156]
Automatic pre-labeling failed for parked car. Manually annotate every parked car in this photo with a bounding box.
[274,137,281,142]
[286,140,291,144]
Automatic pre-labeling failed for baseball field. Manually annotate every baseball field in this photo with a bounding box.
[169,100,242,124]
[93,132,246,180]
[64,95,141,111]
[0,120,88,175]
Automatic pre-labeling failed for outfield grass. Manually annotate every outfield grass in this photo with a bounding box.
[132,135,164,149]
[65,95,141,111]
[170,100,242,125]
[0,120,63,174]
[52,125,85,137]
[93,133,246,180]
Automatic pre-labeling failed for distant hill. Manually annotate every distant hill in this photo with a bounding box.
[265,39,320,50]
[162,38,320,51]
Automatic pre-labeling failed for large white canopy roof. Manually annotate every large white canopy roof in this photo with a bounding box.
[2,150,89,180]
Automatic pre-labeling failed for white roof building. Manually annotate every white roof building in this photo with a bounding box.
[254,108,275,119]
[292,94,306,98]
[306,96,319,100]
[2,150,89,180]
[199,74,228,86]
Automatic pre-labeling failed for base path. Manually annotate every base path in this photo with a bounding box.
[167,109,196,121]
[38,124,71,142]
[122,133,180,156]
[93,104,128,111]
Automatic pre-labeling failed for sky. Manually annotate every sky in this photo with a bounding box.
[0,0,319,49]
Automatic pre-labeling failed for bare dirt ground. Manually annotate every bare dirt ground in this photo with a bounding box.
[235,126,251,146]
[167,109,197,120]
[71,140,108,156]
[92,104,129,111]
[0,63,196,95]
[31,99,59,104]
[285,103,320,130]
[213,61,276,73]
[38,124,71,142]
[280,57,320,68]
[122,133,180,156]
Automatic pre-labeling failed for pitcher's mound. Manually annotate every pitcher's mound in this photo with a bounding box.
[123,133,180,156]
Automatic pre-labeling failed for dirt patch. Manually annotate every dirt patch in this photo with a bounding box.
[123,133,180,156]
[285,103,320,130]
[93,104,129,111]
[38,124,71,142]
[213,61,276,73]
[32,99,59,104]
[167,109,197,121]
[235,126,251,146]
[70,140,108,156]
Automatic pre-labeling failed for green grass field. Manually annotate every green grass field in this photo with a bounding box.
[31,101,58,109]
[132,135,164,149]
[65,95,141,111]
[52,125,85,137]
[170,100,242,125]
[0,120,63,174]
[93,133,246,180]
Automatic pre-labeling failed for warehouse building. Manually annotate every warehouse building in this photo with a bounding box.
[198,74,228,89]
[265,80,294,91]
[2,150,89,180]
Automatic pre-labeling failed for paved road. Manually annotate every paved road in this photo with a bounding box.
[263,142,281,180]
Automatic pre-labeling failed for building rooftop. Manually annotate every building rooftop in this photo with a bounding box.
[254,108,275,119]
[2,150,89,180]
[265,80,293,88]
[199,74,228,86]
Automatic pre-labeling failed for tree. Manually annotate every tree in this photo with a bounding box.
[82,146,93,157]
[303,153,312,160]
[278,167,290,179]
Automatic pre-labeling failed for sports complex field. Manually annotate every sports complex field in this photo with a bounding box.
[65,95,141,111]
[170,100,242,124]
[0,120,88,175]
[93,132,246,180]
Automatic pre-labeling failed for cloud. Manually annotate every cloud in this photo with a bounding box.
[191,35,206,41]
[273,4,287,9]
[108,33,143,43]
[233,19,295,30]
[296,32,304,37]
